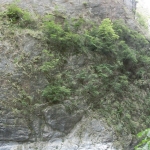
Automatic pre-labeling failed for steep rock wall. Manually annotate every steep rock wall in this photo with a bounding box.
[1,0,136,25]
[0,0,137,150]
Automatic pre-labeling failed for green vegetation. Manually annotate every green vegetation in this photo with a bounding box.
[1,4,150,149]
[41,16,150,142]
[135,128,150,150]
[43,20,82,52]
[42,83,71,103]
[40,50,71,103]
[4,4,35,28]
[136,12,149,30]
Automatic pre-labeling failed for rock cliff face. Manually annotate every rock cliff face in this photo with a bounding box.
[0,0,137,150]
[1,0,136,22]
[0,113,119,150]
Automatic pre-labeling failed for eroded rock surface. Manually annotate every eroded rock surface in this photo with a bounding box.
[0,112,30,142]
[0,114,120,150]
[43,104,83,134]
[0,0,136,25]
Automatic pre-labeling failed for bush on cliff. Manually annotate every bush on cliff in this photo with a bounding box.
[5,4,35,28]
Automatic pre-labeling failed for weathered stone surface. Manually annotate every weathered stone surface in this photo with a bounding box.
[0,126,30,142]
[0,0,136,25]
[0,112,30,142]
[43,104,83,134]
[0,142,18,150]
[0,113,120,150]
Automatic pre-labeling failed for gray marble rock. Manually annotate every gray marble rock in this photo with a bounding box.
[0,125,30,142]
[0,114,120,150]
[43,104,83,134]
[0,0,136,24]
[0,112,30,142]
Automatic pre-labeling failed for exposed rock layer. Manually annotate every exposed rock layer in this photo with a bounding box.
[0,113,120,150]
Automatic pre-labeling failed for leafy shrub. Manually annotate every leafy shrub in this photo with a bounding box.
[95,63,128,93]
[84,18,119,55]
[113,20,130,41]
[42,83,71,103]
[136,12,149,30]
[43,18,120,54]
[96,64,114,79]
[111,75,128,93]
[113,20,150,78]
[44,21,64,44]
[118,41,137,64]
[135,128,150,150]
[6,4,34,28]
[138,55,150,66]
[43,20,82,52]
[113,20,149,50]
[40,49,71,103]
[40,50,59,73]
[98,18,119,53]
[73,17,85,31]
